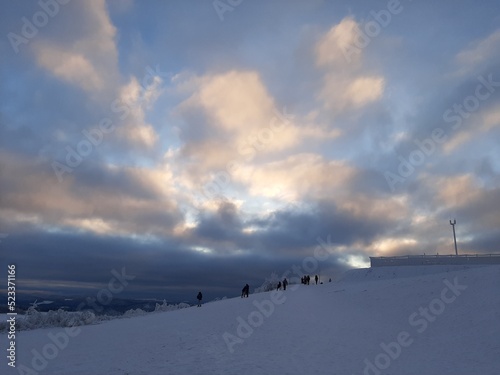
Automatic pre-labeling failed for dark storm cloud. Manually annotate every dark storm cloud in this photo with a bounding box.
[0,230,348,303]
[460,231,500,254]
[194,201,243,242]
[187,198,395,259]
[254,200,393,253]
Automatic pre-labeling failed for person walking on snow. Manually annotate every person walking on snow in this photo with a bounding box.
[315,275,319,285]
[283,278,288,290]
[197,291,203,307]
[241,284,249,298]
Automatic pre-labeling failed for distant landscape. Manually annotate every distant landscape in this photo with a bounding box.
[0,295,188,316]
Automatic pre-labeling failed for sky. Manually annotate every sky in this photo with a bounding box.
[1,0,500,303]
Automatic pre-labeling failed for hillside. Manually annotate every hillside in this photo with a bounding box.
[3,265,500,375]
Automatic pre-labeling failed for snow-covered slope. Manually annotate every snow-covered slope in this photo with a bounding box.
[3,265,500,375]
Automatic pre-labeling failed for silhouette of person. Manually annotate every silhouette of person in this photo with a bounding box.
[242,283,249,298]
[315,275,319,285]
[197,291,203,307]
[283,278,288,291]
[277,281,282,290]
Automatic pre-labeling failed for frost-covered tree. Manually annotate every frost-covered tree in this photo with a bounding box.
[154,300,190,312]
[254,272,282,293]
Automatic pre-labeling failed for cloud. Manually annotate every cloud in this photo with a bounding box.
[193,71,276,133]
[172,70,317,197]
[314,18,385,113]
[320,74,385,111]
[115,75,163,149]
[251,199,397,256]
[32,0,119,94]
[28,0,164,152]
[400,171,500,255]
[34,47,105,91]
[430,173,500,229]
[0,230,349,301]
[173,69,350,200]
[176,71,299,166]
[442,100,500,156]
[191,200,245,250]
[315,17,361,68]
[233,153,357,200]
[481,105,500,131]
[455,28,500,76]
[0,151,182,237]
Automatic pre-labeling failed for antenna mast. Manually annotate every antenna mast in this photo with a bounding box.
[450,219,458,256]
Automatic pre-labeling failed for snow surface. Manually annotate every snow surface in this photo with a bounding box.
[0,301,191,332]
[2,265,500,374]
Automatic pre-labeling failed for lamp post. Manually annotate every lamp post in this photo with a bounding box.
[450,219,458,256]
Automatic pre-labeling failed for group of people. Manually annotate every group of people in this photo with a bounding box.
[196,275,326,306]
[196,283,250,307]
[276,277,288,290]
[301,275,319,285]
[276,278,288,291]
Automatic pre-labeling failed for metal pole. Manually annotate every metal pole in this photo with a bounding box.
[450,219,458,256]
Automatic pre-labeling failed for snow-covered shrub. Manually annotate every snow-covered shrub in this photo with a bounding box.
[0,299,194,333]
[254,272,282,293]
[4,306,98,331]
[154,300,190,312]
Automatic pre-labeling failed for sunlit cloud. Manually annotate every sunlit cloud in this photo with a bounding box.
[32,0,118,93]
[1,1,500,300]
[455,28,500,76]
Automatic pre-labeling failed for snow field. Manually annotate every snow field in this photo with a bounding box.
[2,265,499,374]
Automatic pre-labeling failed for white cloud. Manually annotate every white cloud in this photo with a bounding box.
[455,29,500,76]
[370,237,418,256]
[316,17,361,68]
[35,47,104,91]
[321,74,385,111]
[433,174,481,209]
[315,18,385,113]
[481,105,500,131]
[233,153,357,200]
[443,105,500,155]
[345,76,385,106]
[174,71,301,173]
[33,0,119,93]
[195,71,276,133]
[116,75,163,149]
[31,0,162,149]
[442,131,471,155]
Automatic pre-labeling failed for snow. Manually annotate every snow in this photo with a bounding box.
[2,265,500,374]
